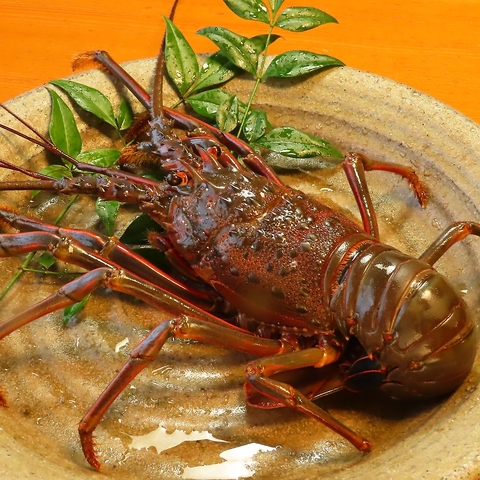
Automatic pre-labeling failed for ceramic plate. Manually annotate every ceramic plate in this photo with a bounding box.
[0,58,479,479]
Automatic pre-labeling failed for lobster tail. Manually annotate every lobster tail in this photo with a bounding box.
[377,269,476,399]
[326,235,477,398]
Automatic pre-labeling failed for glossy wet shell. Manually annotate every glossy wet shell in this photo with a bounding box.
[330,241,477,398]
[0,59,479,479]
[168,169,360,332]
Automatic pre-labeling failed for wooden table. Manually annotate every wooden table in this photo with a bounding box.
[1,0,479,124]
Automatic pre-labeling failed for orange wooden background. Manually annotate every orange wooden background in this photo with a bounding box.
[1,0,479,123]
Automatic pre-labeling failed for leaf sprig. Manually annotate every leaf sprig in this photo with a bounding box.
[45,81,134,235]
[164,0,344,158]
[0,81,134,310]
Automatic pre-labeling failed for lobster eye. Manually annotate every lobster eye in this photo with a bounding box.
[167,171,189,187]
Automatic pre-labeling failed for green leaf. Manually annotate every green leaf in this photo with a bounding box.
[223,0,270,24]
[190,52,239,94]
[164,17,199,95]
[253,127,343,158]
[197,27,259,76]
[268,0,284,16]
[141,171,165,182]
[50,79,116,127]
[275,7,338,32]
[39,164,73,179]
[216,96,239,132]
[187,89,236,119]
[119,215,167,270]
[249,33,281,55]
[77,148,121,167]
[38,252,56,269]
[63,294,91,325]
[116,98,134,130]
[243,109,269,142]
[264,51,344,78]
[47,89,82,159]
[95,198,120,236]
[120,213,164,245]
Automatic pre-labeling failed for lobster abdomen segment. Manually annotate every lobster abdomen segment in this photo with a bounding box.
[328,238,477,398]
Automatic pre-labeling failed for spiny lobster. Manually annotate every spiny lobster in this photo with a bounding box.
[0,10,477,473]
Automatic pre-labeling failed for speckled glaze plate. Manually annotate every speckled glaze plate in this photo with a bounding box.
[0,58,479,480]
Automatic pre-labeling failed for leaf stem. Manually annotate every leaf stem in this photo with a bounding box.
[54,194,78,224]
[237,22,275,138]
[237,77,261,138]
[0,252,35,302]
[170,98,184,109]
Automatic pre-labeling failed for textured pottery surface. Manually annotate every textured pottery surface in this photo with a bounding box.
[0,58,479,479]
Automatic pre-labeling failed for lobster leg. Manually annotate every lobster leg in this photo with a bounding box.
[73,50,151,110]
[76,316,367,470]
[342,152,427,239]
[245,348,371,453]
[0,209,216,308]
[78,315,292,469]
[419,221,480,265]
[0,227,247,336]
[0,267,113,341]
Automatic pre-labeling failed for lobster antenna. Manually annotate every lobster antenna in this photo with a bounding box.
[152,0,181,119]
[0,102,95,170]
[0,103,52,146]
[0,104,165,188]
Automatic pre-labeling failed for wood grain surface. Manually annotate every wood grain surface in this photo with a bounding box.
[0,0,479,124]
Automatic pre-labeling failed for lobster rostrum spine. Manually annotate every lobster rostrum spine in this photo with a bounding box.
[0,13,478,471]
